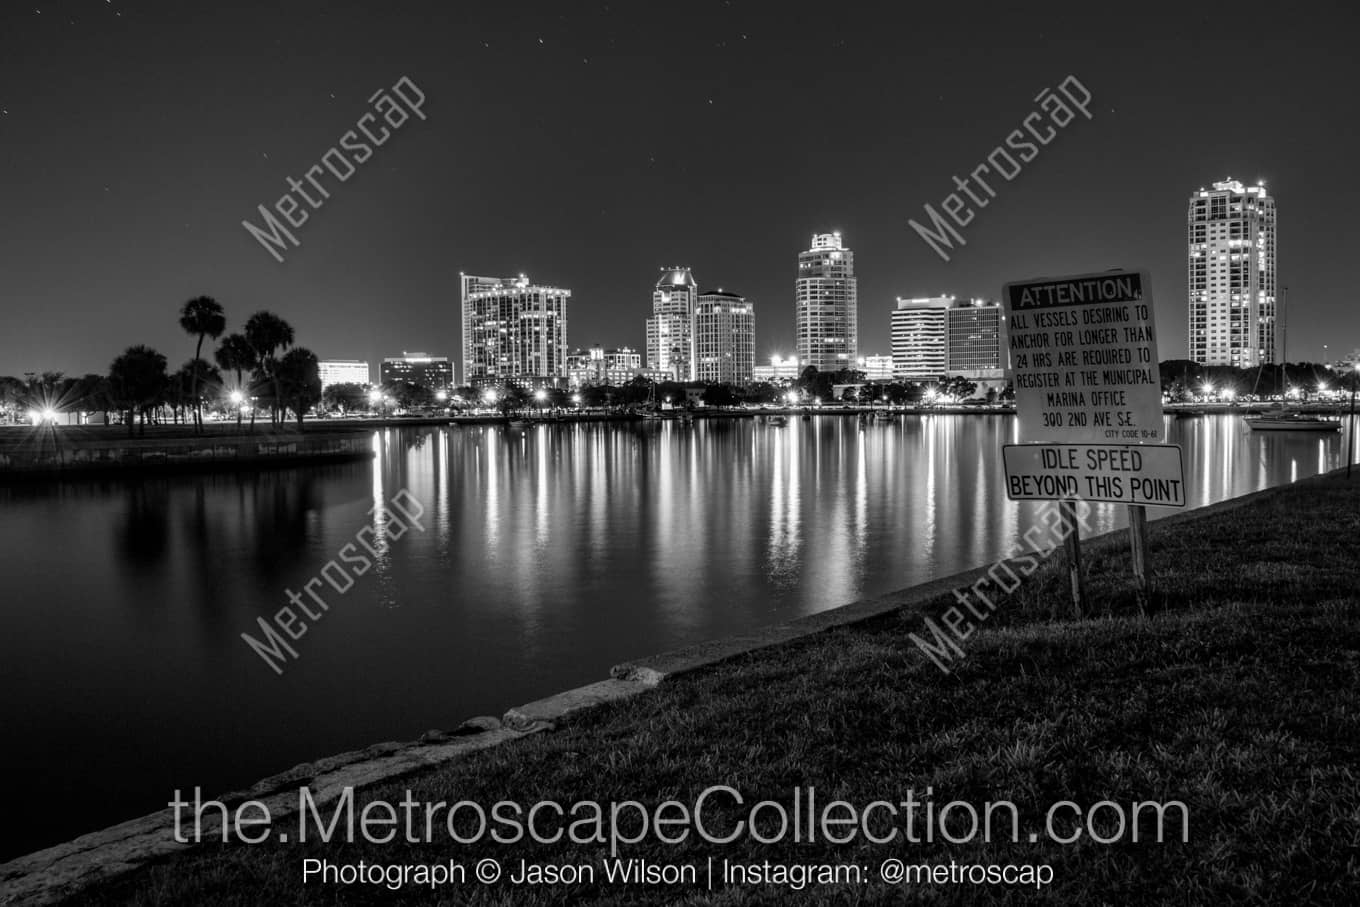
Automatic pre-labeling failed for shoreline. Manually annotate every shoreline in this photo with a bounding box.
[2,467,1347,904]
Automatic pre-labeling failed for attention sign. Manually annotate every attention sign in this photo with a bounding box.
[1003,270,1163,444]
[1002,444,1186,507]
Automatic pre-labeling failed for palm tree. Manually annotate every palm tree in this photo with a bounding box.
[214,333,257,428]
[108,346,168,437]
[275,348,322,429]
[179,296,226,433]
[243,311,295,425]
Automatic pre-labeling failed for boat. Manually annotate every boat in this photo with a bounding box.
[767,415,788,427]
[507,418,530,429]
[873,410,895,422]
[1245,413,1341,432]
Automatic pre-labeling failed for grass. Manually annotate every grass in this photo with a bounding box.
[61,473,1360,905]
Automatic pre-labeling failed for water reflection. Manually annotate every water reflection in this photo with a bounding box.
[0,413,1354,862]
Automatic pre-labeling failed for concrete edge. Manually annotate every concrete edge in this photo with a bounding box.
[2,467,1345,905]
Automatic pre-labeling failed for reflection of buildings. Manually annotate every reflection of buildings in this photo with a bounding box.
[891,297,1004,387]
[1187,178,1278,367]
[646,267,700,381]
[318,359,371,389]
[461,274,571,387]
[694,290,755,384]
[565,346,643,387]
[796,231,857,370]
[380,353,453,391]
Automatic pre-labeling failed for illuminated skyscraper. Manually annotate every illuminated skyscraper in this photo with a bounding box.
[796,231,857,371]
[646,267,699,381]
[461,275,570,387]
[1187,178,1278,366]
[694,290,755,384]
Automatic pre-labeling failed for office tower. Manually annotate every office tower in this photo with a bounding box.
[565,346,644,388]
[795,231,857,371]
[317,359,371,389]
[891,297,952,379]
[379,353,454,390]
[1188,178,1278,366]
[646,267,699,381]
[694,290,755,384]
[462,275,571,387]
[946,299,1005,380]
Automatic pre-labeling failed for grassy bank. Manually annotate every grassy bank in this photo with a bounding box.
[62,473,1360,905]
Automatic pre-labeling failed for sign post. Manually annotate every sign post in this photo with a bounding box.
[1002,268,1183,613]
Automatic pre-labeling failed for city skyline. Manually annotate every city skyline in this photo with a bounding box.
[3,3,1356,378]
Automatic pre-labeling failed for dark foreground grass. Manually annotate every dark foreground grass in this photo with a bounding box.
[66,474,1360,906]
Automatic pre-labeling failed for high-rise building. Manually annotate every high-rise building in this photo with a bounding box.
[380,353,453,390]
[646,267,699,381]
[460,273,522,385]
[796,231,857,371]
[318,359,371,389]
[462,275,571,387]
[891,297,951,379]
[946,300,1005,380]
[693,290,755,385]
[564,346,643,388]
[1187,178,1278,367]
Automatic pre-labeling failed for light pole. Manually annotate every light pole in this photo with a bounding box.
[1349,363,1359,479]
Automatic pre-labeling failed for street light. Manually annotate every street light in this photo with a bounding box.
[1349,363,1359,479]
[229,390,244,406]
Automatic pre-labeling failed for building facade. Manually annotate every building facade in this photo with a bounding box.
[891,297,952,379]
[1187,178,1278,367]
[946,300,1005,380]
[646,267,699,381]
[564,346,643,387]
[856,355,894,382]
[318,359,371,389]
[380,353,453,391]
[462,275,571,387]
[753,355,802,383]
[795,232,857,371]
[693,290,755,384]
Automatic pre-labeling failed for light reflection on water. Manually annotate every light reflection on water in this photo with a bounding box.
[0,413,1352,860]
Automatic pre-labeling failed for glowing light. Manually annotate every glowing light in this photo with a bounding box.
[571,394,581,404]
[534,389,548,402]
[435,390,449,402]
[229,390,245,406]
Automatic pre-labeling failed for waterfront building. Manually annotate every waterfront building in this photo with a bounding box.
[694,290,755,384]
[646,267,699,381]
[752,355,802,383]
[856,355,894,382]
[462,275,571,387]
[891,297,952,379]
[379,353,453,391]
[795,231,857,371]
[318,359,371,389]
[565,346,644,387]
[946,300,1005,381]
[1188,178,1278,367]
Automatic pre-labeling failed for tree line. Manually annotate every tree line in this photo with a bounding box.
[0,297,322,436]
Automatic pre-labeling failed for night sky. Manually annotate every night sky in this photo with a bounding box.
[2,1,1357,378]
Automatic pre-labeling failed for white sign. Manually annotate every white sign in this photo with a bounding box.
[1003,269,1163,443]
[1002,443,1186,507]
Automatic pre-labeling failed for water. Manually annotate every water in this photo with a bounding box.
[0,413,1352,860]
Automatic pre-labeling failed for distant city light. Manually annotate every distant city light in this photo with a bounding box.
[534,389,548,402]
